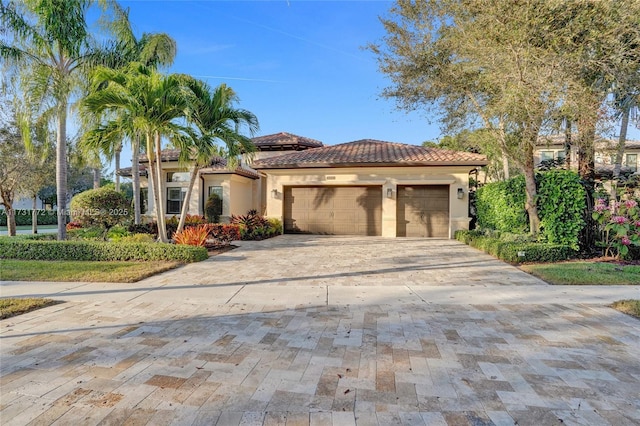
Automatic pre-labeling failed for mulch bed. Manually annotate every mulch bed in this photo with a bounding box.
[206,244,237,256]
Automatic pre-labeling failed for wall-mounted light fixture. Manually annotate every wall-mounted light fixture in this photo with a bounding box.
[271,189,279,199]
[457,187,465,199]
[386,188,394,199]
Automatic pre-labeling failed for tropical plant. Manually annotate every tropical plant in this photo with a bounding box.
[592,198,640,259]
[173,224,209,247]
[174,80,259,234]
[0,0,123,240]
[82,62,194,242]
[80,2,176,223]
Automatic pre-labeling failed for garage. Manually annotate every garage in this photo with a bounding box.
[396,185,450,237]
[284,186,382,235]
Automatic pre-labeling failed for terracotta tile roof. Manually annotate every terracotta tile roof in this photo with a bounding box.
[252,139,488,169]
[199,157,260,180]
[120,152,259,179]
[252,132,323,151]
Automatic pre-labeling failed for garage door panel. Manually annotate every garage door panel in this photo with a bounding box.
[397,185,450,238]
[284,186,381,236]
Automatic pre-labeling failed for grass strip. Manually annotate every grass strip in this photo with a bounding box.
[520,261,640,285]
[1,259,181,283]
[611,299,640,319]
[0,298,57,320]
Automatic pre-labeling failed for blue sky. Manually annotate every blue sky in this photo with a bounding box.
[115,0,436,166]
[112,0,639,171]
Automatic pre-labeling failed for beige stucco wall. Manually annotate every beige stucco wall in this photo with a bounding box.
[140,162,258,220]
[229,175,255,216]
[260,166,476,238]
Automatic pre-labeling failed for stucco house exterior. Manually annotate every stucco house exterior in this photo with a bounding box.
[534,135,640,174]
[121,132,488,238]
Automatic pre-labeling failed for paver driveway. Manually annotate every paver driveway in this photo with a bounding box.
[1,235,639,425]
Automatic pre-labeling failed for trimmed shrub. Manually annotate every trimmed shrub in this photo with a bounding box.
[455,229,576,263]
[208,224,241,246]
[476,170,586,250]
[476,176,527,233]
[70,187,131,231]
[537,170,586,250]
[205,193,223,223]
[116,233,155,244]
[0,239,207,262]
[128,222,158,237]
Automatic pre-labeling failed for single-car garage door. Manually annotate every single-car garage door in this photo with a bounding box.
[284,186,382,235]
[397,185,450,237]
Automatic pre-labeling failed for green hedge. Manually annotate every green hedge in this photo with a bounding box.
[0,239,208,262]
[455,230,576,263]
[0,209,65,226]
[475,170,586,249]
[476,176,527,233]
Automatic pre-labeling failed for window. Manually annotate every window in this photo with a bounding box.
[556,150,566,160]
[208,186,223,216]
[166,187,186,214]
[540,151,554,162]
[166,171,190,182]
[140,188,148,214]
[627,154,638,172]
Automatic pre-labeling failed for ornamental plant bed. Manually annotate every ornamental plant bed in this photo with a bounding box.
[206,244,237,256]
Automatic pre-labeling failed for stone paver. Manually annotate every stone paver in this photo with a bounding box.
[1,235,640,425]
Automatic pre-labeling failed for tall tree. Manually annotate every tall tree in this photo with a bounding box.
[370,0,640,235]
[82,62,192,242]
[370,0,573,234]
[0,0,120,240]
[175,81,259,234]
[86,1,176,222]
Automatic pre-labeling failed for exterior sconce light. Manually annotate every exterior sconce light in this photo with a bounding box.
[271,189,279,199]
[386,188,393,199]
[457,187,465,199]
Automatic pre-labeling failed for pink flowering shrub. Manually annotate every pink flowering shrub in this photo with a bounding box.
[592,198,640,258]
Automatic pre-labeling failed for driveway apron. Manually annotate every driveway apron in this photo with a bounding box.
[1,235,639,425]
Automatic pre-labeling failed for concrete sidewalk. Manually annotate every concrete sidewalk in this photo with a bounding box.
[1,235,639,425]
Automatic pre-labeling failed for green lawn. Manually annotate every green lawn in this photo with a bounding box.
[610,300,640,319]
[0,259,181,283]
[520,261,640,285]
[0,298,57,319]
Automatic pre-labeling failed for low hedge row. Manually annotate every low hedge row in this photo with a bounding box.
[0,209,66,226]
[0,239,208,262]
[455,229,577,263]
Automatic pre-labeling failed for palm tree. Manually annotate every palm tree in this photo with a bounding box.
[0,0,119,240]
[82,63,192,242]
[175,81,259,234]
[80,2,176,223]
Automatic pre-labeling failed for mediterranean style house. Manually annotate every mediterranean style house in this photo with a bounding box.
[534,135,640,174]
[120,132,488,238]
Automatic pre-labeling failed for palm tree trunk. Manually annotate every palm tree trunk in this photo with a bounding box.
[611,105,630,200]
[132,136,141,224]
[154,132,168,242]
[146,134,165,242]
[115,144,121,192]
[93,168,101,189]
[32,195,38,234]
[176,165,199,233]
[56,101,68,240]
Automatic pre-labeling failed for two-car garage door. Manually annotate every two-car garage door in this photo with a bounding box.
[284,186,382,235]
[283,185,450,237]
